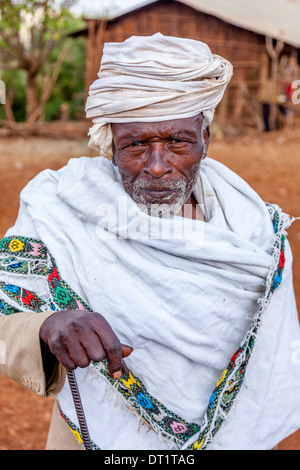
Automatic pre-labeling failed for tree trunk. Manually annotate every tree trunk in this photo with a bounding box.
[26,72,40,122]
[4,90,16,124]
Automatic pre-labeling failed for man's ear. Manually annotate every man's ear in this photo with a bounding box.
[202,125,210,159]
[111,142,117,166]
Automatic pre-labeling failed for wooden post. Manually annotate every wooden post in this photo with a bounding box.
[217,85,229,129]
[232,68,245,128]
[85,19,107,101]
[94,19,107,75]
[265,36,284,130]
[85,19,97,100]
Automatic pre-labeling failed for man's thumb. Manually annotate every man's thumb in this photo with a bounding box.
[121,344,134,358]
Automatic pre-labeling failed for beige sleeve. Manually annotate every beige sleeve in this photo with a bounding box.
[0,311,66,397]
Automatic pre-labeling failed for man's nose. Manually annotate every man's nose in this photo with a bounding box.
[144,143,172,177]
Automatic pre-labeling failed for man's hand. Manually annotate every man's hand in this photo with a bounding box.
[39,310,133,379]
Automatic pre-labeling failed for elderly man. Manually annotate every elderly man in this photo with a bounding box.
[0,33,299,451]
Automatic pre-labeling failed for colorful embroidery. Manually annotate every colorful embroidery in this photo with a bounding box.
[185,203,289,450]
[0,238,90,314]
[0,297,20,315]
[0,236,48,277]
[0,236,48,259]
[0,203,289,450]
[59,408,101,450]
[8,238,25,252]
[91,360,200,447]
[0,281,49,312]
[47,259,91,312]
[270,234,285,291]
[0,256,28,274]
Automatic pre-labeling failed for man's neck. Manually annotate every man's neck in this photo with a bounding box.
[176,193,205,221]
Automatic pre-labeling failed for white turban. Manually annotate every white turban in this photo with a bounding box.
[85,33,233,157]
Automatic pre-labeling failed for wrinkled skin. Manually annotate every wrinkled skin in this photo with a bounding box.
[40,310,133,378]
[112,113,209,217]
[40,114,209,376]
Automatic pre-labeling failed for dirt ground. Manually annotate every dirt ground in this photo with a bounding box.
[0,125,299,450]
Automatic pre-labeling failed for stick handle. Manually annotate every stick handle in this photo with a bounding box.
[67,369,93,450]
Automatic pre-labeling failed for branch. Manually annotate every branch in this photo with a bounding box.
[265,36,285,79]
[42,46,68,101]
[0,47,21,67]
[275,39,284,55]
[27,45,68,124]
[265,36,284,58]
[0,26,29,69]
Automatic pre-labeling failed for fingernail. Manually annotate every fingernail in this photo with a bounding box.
[112,371,122,380]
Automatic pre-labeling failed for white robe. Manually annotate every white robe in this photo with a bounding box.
[2,156,300,450]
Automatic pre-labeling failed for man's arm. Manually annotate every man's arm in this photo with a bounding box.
[0,311,66,397]
[0,309,133,398]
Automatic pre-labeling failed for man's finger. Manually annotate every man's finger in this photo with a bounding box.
[121,344,134,358]
[67,342,91,369]
[48,340,77,370]
[80,331,106,364]
[90,316,127,378]
[104,341,124,379]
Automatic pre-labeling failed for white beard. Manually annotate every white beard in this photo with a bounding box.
[128,168,201,218]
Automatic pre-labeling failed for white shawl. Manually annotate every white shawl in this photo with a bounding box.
[1,156,300,450]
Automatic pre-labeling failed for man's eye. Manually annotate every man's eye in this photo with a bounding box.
[169,138,184,144]
[130,140,143,147]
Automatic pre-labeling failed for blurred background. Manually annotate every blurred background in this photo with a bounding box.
[0,0,299,450]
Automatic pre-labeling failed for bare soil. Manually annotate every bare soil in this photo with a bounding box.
[0,126,299,450]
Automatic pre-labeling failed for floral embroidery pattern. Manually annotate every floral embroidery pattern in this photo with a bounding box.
[91,361,200,447]
[0,237,90,314]
[0,237,48,259]
[8,238,25,252]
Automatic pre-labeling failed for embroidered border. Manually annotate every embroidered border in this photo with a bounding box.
[0,281,49,312]
[0,236,48,259]
[183,204,290,450]
[47,258,91,312]
[91,360,201,448]
[59,407,101,450]
[0,297,20,315]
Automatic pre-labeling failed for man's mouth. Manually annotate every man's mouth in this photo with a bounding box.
[143,188,174,198]
[129,177,188,207]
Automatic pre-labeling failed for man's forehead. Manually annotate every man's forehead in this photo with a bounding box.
[112,114,203,140]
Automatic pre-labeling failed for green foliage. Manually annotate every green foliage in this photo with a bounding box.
[0,69,27,121]
[0,1,78,31]
[44,36,86,121]
[0,0,87,122]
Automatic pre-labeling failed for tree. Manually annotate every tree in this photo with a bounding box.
[0,0,83,124]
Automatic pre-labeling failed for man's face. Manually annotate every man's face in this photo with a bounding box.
[111,114,209,216]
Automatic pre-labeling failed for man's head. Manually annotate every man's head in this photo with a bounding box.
[85,34,232,161]
[111,113,209,217]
